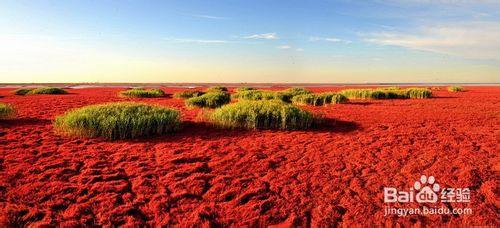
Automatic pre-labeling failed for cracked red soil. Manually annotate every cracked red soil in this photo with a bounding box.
[0,86,498,226]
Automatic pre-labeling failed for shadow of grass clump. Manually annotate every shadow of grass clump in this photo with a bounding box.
[54,102,180,140]
[1,118,51,127]
[310,117,361,133]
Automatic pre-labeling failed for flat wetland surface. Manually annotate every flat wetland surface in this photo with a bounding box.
[0,86,498,226]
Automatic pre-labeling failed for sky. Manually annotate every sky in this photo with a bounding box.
[0,0,499,83]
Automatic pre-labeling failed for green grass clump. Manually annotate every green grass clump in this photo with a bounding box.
[232,87,312,103]
[0,103,14,119]
[54,102,180,140]
[292,93,347,106]
[325,93,348,104]
[448,86,465,92]
[173,90,205,99]
[29,87,68,95]
[404,88,432,99]
[12,87,67,95]
[381,90,409,99]
[185,92,231,108]
[340,88,431,99]
[234,87,255,92]
[12,88,34,95]
[281,87,312,97]
[292,94,325,106]
[232,90,278,101]
[209,100,314,130]
[119,88,165,98]
[206,86,228,93]
[340,89,378,99]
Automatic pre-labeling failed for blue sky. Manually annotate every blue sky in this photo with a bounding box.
[0,0,499,83]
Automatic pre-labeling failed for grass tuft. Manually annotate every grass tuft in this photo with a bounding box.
[206,86,228,93]
[0,103,14,119]
[209,100,314,130]
[340,89,378,99]
[292,93,347,106]
[232,87,312,103]
[330,93,349,104]
[185,92,231,108]
[234,87,255,92]
[340,88,431,99]
[29,87,68,95]
[12,88,34,95]
[54,102,180,140]
[232,90,279,101]
[119,88,165,98]
[447,86,465,92]
[173,90,205,99]
[404,88,432,99]
[281,87,312,97]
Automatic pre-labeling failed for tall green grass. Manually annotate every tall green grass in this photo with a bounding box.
[292,93,347,106]
[119,88,165,98]
[12,88,33,95]
[232,90,279,101]
[448,86,465,92]
[404,88,432,99]
[29,87,68,94]
[0,103,14,119]
[234,87,255,92]
[55,102,180,140]
[275,88,312,102]
[340,89,378,99]
[209,100,314,130]
[173,90,205,99]
[206,86,228,93]
[330,93,349,104]
[282,87,312,96]
[340,88,431,99]
[232,87,312,103]
[185,92,231,108]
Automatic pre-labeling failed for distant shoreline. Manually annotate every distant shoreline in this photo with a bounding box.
[1,82,499,89]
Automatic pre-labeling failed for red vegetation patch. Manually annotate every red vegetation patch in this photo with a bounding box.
[0,86,498,226]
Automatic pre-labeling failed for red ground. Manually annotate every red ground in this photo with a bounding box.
[0,86,498,226]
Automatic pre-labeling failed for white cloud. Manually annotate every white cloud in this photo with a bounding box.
[277,45,292,49]
[365,21,500,60]
[165,38,228,44]
[244,33,278,40]
[309,36,351,43]
[276,46,303,51]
